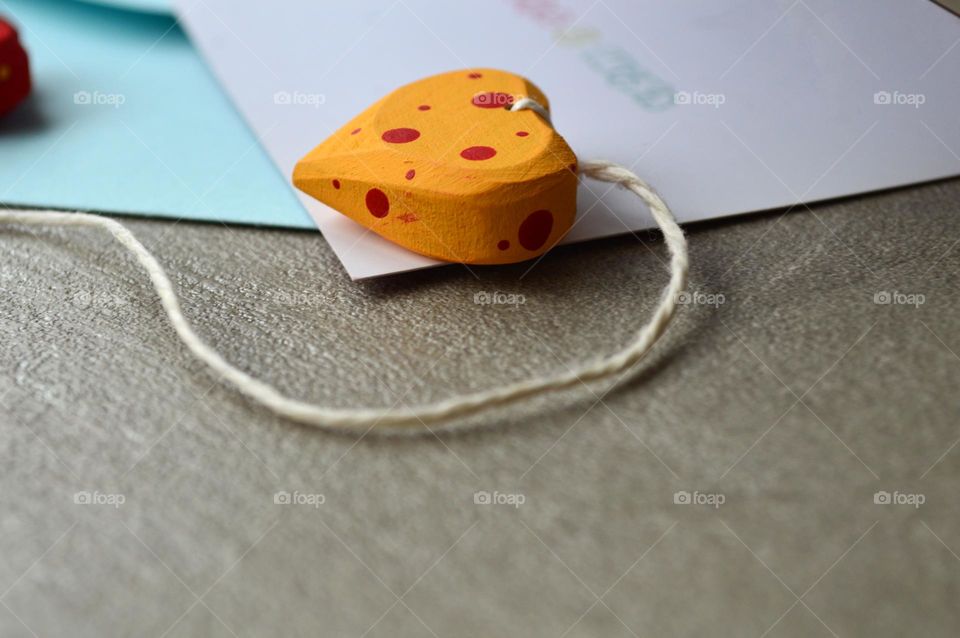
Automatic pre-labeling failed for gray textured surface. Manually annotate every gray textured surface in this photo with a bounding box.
[2,178,960,637]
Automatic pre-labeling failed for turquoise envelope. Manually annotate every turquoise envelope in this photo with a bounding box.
[0,0,313,228]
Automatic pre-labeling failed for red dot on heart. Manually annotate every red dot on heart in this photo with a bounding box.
[460,146,496,161]
[519,210,553,251]
[516,131,529,137]
[351,128,361,135]
[365,188,389,218]
[405,169,415,180]
[381,128,420,143]
[418,104,431,111]
[471,92,514,109]
[468,72,483,79]
[497,240,510,250]
[332,179,341,189]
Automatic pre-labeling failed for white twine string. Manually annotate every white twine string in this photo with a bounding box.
[0,100,688,432]
[509,96,552,123]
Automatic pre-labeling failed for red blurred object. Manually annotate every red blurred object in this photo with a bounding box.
[0,17,30,117]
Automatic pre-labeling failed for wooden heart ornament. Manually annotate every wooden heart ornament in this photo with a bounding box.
[293,69,578,265]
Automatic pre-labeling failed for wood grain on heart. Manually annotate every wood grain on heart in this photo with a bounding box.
[293,69,578,264]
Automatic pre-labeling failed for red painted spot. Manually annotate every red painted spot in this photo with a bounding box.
[332,179,341,189]
[516,131,529,137]
[497,240,510,250]
[351,128,361,135]
[460,146,496,161]
[399,212,418,223]
[471,92,514,108]
[365,188,389,218]
[518,210,553,251]
[468,72,483,79]
[405,169,415,180]
[381,128,420,143]
[418,104,431,111]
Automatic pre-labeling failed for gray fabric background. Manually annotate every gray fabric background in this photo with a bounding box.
[1,177,959,637]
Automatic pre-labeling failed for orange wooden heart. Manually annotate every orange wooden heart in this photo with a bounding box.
[293,69,578,264]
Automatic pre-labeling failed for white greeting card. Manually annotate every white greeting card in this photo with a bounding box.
[176,0,960,279]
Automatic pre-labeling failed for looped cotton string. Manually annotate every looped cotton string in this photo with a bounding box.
[509,96,552,124]
[0,166,686,431]
[0,99,687,432]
